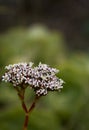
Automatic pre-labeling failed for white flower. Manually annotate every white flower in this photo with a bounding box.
[2,62,64,96]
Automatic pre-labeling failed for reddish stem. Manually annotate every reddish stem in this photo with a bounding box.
[23,113,29,130]
[28,96,40,113]
[22,101,28,113]
[23,96,40,130]
[16,88,40,130]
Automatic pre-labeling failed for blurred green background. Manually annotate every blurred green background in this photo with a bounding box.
[0,1,89,130]
[0,26,89,130]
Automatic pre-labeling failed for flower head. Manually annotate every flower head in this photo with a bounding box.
[2,62,64,96]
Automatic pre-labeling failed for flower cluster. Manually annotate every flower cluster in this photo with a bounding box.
[2,62,64,96]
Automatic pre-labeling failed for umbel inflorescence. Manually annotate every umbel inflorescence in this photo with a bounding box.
[2,62,64,96]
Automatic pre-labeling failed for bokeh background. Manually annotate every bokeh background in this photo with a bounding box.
[0,0,89,130]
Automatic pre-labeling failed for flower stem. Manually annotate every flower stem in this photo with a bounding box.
[23,96,40,130]
[23,113,29,130]
[15,87,40,130]
[28,96,40,113]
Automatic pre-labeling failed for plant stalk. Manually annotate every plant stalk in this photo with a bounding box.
[23,113,29,130]
[23,96,40,130]
[16,88,40,130]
